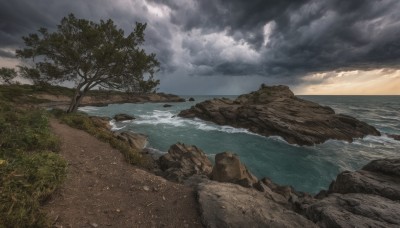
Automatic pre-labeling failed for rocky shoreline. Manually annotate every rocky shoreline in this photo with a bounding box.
[157,143,400,227]
[179,85,380,145]
[92,114,399,227]
[35,92,185,109]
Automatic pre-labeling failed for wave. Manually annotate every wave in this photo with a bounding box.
[109,120,126,131]
[133,110,263,136]
[78,106,99,112]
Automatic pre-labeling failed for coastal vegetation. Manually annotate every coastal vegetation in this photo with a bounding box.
[0,95,66,227]
[50,110,147,166]
[16,14,160,113]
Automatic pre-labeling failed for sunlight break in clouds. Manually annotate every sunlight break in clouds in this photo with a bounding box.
[295,69,400,95]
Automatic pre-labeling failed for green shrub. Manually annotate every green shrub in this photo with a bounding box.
[53,110,143,165]
[0,152,66,227]
[0,101,66,227]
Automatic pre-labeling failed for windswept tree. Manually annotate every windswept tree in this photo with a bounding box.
[17,14,159,112]
[0,67,17,85]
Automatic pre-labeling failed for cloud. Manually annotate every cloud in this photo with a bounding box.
[0,0,399,94]
[294,69,400,95]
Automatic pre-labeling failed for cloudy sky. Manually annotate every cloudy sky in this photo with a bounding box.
[1,0,400,95]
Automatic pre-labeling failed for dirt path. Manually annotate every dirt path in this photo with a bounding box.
[44,119,203,228]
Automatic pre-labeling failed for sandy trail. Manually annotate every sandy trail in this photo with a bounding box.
[44,119,203,228]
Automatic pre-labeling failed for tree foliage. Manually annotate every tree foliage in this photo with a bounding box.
[17,14,160,112]
[0,67,17,85]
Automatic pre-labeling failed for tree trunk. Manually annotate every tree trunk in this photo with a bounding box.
[67,91,85,113]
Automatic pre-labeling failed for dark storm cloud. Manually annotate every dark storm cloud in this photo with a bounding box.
[153,0,400,82]
[1,0,400,93]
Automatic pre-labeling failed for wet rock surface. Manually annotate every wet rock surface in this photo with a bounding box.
[179,84,380,145]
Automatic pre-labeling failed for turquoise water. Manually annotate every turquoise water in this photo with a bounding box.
[79,96,400,193]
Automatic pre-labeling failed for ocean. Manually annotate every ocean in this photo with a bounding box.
[79,95,400,194]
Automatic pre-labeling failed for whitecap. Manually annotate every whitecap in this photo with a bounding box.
[78,106,99,112]
[109,120,126,131]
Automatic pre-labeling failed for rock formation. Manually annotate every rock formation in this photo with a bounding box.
[141,139,400,227]
[197,180,317,228]
[305,158,400,227]
[210,152,258,188]
[188,97,195,102]
[114,131,148,152]
[158,143,213,182]
[179,84,380,145]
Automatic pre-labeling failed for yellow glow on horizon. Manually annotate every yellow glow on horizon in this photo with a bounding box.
[294,69,400,95]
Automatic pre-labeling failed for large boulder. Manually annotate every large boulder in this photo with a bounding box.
[89,116,111,130]
[362,158,400,177]
[306,158,400,227]
[306,193,400,228]
[211,152,258,188]
[159,143,213,182]
[114,131,148,151]
[329,169,400,201]
[179,84,380,145]
[197,180,317,228]
[113,113,135,122]
[328,159,400,201]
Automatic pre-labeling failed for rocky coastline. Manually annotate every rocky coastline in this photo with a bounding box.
[157,143,400,227]
[179,84,380,145]
[90,113,399,227]
[35,92,185,109]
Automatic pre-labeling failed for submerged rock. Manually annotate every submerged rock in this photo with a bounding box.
[113,113,135,122]
[163,104,173,108]
[388,134,400,141]
[159,143,213,182]
[179,84,380,145]
[211,152,258,188]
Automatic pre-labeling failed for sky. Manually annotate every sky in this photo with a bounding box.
[1,0,400,95]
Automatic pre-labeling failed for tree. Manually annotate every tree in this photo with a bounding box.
[16,14,160,112]
[0,67,17,85]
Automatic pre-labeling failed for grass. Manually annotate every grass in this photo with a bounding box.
[0,84,150,226]
[50,109,148,167]
[0,97,66,227]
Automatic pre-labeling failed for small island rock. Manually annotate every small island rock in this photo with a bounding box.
[179,84,380,145]
[188,97,195,102]
[113,113,135,121]
[163,104,172,108]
